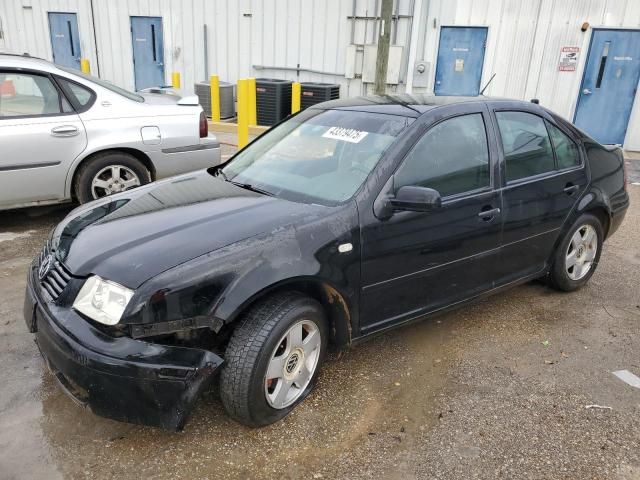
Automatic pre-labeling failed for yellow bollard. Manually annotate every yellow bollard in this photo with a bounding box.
[80,59,90,74]
[172,72,181,89]
[292,82,301,114]
[248,77,257,126]
[237,79,250,149]
[210,75,221,121]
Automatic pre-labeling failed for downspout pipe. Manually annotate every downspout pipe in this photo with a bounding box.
[405,0,423,94]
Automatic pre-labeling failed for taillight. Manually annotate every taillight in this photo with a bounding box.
[199,111,208,138]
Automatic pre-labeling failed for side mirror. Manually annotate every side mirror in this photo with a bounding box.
[390,186,442,212]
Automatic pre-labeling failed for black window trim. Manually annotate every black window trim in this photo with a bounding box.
[53,74,97,113]
[391,110,495,203]
[493,109,583,187]
[0,67,79,120]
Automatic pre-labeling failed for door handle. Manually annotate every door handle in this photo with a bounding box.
[564,184,580,196]
[582,88,592,95]
[51,125,79,137]
[478,207,501,221]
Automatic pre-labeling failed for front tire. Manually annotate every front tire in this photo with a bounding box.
[548,213,603,292]
[74,152,150,203]
[220,292,327,427]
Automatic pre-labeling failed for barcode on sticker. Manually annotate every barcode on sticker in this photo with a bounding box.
[322,126,368,143]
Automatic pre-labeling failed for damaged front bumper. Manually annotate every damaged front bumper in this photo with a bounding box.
[24,267,223,431]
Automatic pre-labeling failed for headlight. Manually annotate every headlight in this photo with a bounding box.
[73,275,134,325]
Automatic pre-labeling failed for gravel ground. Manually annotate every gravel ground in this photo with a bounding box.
[0,162,638,480]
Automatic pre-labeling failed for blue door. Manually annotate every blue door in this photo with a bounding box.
[131,16,165,90]
[48,12,81,69]
[574,29,640,145]
[434,27,487,96]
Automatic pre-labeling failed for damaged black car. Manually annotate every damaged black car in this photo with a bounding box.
[25,95,628,430]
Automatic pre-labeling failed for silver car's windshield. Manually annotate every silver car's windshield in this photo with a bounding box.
[220,109,408,205]
[58,66,144,103]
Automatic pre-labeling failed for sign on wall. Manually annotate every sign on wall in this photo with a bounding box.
[559,47,580,71]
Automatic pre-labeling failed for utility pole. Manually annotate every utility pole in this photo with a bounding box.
[374,0,393,95]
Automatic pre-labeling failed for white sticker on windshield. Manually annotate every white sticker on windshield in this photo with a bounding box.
[322,126,369,143]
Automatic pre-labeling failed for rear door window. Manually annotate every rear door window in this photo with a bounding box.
[0,72,65,117]
[495,111,555,182]
[546,121,580,170]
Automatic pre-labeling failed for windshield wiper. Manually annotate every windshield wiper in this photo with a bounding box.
[228,180,274,197]
[213,167,228,181]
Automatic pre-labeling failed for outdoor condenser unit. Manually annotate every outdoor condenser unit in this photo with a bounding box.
[195,81,235,119]
[300,82,340,110]
[256,78,292,126]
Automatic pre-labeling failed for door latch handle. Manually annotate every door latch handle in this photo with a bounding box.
[50,125,79,137]
[582,88,592,95]
[478,207,501,220]
[564,184,580,195]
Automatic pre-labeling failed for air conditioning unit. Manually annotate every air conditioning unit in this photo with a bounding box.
[300,82,340,110]
[195,81,235,119]
[255,78,292,126]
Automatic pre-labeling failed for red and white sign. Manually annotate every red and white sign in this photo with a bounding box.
[559,47,580,71]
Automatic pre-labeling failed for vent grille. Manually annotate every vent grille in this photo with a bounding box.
[300,82,340,110]
[256,78,292,126]
[38,243,72,300]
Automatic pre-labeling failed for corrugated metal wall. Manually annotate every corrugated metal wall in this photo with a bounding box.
[1,0,639,148]
[415,0,640,148]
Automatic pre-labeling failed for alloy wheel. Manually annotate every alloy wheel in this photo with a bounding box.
[565,224,598,281]
[264,320,321,409]
[91,165,141,199]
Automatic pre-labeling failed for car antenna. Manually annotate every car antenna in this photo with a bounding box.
[479,73,496,96]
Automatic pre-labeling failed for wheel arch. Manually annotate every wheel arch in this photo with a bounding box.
[547,190,612,270]
[67,147,156,199]
[220,277,354,349]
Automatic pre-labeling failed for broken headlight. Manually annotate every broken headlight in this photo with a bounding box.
[73,275,134,325]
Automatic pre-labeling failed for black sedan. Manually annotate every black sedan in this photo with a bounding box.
[24,95,629,430]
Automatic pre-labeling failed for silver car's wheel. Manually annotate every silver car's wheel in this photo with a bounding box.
[264,320,322,409]
[91,165,141,199]
[565,224,598,281]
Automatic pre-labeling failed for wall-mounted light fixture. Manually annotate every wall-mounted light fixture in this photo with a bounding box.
[581,22,589,32]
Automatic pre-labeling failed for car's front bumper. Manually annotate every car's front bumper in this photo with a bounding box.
[24,265,223,431]
[151,134,222,179]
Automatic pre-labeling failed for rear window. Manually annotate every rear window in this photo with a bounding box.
[57,66,144,102]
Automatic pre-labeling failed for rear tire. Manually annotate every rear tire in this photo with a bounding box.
[74,151,150,203]
[548,213,603,292]
[220,292,327,427]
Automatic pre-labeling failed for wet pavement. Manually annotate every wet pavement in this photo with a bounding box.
[1,166,639,479]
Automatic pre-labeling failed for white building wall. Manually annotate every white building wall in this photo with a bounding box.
[0,0,639,149]
[0,0,98,71]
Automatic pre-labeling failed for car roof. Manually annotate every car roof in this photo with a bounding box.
[0,52,57,71]
[315,94,524,117]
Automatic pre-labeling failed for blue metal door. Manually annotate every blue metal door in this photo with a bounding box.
[48,12,81,69]
[130,16,165,90]
[434,27,487,96]
[574,29,640,145]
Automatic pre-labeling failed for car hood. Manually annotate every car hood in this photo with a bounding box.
[51,170,329,288]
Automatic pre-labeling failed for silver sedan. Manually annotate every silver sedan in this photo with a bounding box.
[0,53,221,210]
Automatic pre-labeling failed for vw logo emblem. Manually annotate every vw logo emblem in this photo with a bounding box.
[38,254,54,280]
[285,353,300,374]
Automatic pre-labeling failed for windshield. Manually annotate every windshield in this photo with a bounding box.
[57,66,144,102]
[220,109,408,205]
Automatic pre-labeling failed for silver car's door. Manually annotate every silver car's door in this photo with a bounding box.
[0,69,86,208]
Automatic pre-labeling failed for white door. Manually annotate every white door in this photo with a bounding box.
[0,70,87,208]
